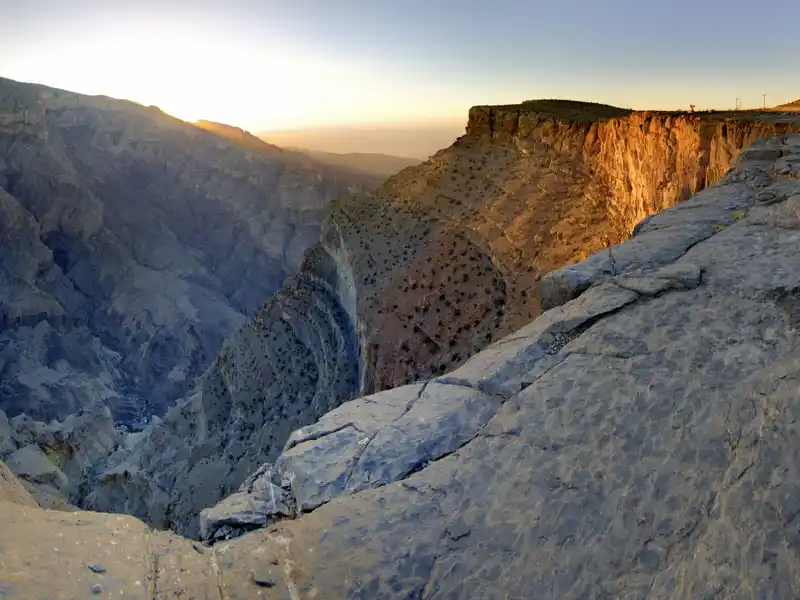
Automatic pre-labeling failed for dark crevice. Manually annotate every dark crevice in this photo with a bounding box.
[432,378,508,402]
[342,380,431,491]
[564,349,648,361]
[283,422,364,453]
[607,247,618,276]
[397,379,432,421]
[516,353,572,392]
[342,430,379,492]
[210,547,227,600]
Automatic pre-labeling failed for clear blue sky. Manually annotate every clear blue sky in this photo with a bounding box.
[1,0,798,129]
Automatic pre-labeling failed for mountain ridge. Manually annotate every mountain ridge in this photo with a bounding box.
[775,99,800,111]
[258,121,464,160]
[0,76,377,429]
[283,147,421,178]
[5,131,800,597]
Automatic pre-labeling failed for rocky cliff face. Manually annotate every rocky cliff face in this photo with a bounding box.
[0,403,118,508]
[323,102,800,393]
[6,133,800,598]
[87,100,800,537]
[0,76,375,427]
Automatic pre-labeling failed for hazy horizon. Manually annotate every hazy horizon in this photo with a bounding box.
[256,117,466,133]
[259,121,465,160]
[2,0,799,131]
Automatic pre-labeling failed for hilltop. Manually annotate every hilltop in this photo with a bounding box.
[485,98,634,121]
[775,99,800,111]
[194,119,283,154]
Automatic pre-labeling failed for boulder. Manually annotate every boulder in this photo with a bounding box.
[199,464,293,541]
[0,409,16,456]
[5,445,67,490]
[0,459,37,507]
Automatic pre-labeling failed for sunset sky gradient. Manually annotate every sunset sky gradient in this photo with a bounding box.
[2,0,799,130]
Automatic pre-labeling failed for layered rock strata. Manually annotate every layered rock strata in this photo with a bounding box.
[0,76,375,425]
[4,134,800,597]
[92,102,800,535]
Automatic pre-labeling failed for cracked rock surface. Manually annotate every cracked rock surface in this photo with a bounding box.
[6,135,800,597]
[195,133,800,597]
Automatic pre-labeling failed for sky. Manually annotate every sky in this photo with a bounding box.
[1,0,799,131]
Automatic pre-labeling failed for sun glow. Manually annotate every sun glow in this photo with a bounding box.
[8,24,319,129]
[2,14,466,131]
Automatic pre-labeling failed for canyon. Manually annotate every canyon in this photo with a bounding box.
[77,99,800,537]
[0,76,378,507]
[0,76,376,426]
[4,78,800,597]
[4,130,800,598]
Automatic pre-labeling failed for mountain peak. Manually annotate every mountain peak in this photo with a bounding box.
[194,119,282,154]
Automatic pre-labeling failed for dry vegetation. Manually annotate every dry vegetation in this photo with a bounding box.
[774,99,800,111]
[486,99,633,122]
[327,101,800,394]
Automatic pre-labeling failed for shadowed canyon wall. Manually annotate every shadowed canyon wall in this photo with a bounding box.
[0,76,376,426]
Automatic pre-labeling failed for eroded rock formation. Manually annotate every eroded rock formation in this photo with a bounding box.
[5,134,800,597]
[0,403,119,508]
[0,76,375,427]
[90,101,800,536]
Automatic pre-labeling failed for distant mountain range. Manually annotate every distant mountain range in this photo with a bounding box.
[196,120,395,184]
[257,121,465,161]
[285,148,421,178]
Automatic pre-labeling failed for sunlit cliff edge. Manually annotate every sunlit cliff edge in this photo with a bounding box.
[80,100,800,539]
[5,124,800,598]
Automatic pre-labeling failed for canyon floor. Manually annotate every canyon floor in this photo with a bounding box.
[3,133,800,598]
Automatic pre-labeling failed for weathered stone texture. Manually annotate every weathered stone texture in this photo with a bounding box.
[0,76,375,426]
[2,134,795,598]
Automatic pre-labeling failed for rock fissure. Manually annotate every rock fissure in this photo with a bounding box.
[515,352,572,393]
[398,379,432,421]
[433,378,510,401]
[209,547,227,600]
[284,422,364,453]
[342,432,380,492]
[145,532,160,598]
[421,539,447,600]
[607,247,618,276]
